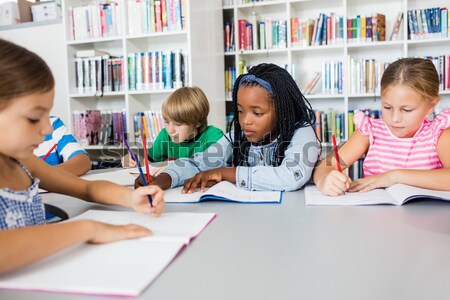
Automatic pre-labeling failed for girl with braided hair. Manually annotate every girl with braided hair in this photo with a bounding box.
[144,63,321,192]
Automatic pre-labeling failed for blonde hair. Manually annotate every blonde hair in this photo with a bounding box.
[0,39,54,110]
[162,86,210,132]
[381,57,439,105]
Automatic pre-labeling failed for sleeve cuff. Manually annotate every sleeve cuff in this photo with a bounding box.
[236,166,252,191]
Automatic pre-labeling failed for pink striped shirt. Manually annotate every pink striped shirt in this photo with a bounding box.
[353,109,450,177]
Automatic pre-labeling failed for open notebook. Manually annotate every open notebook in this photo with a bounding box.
[305,184,450,206]
[164,181,282,203]
[0,210,215,297]
[81,166,166,186]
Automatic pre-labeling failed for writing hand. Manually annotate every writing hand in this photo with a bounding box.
[317,170,351,196]
[130,185,165,217]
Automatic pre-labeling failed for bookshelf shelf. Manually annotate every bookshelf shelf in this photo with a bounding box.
[346,40,404,49]
[69,92,126,98]
[128,89,176,95]
[126,30,187,40]
[407,37,450,45]
[236,0,286,9]
[66,36,124,45]
[63,0,225,148]
[222,0,450,147]
[291,44,345,52]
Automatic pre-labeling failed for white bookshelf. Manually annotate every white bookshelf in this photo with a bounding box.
[62,0,225,149]
[223,0,450,141]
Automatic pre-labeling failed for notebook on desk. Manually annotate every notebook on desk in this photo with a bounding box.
[81,168,138,186]
[0,210,215,297]
[164,181,282,203]
[305,184,450,206]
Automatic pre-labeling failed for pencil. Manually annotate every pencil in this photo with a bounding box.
[141,134,151,183]
[121,132,153,207]
[332,134,342,172]
[42,143,57,161]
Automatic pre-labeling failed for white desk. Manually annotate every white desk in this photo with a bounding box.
[1,190,450,300]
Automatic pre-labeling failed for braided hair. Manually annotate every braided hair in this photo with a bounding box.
[230,63,316,166]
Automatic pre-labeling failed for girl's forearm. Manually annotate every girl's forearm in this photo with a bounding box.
[0,221,97,274]
[222,167,237,183]
[84,181,133,207]
[390,169,450,191]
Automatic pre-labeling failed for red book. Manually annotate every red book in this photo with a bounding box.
[238,19,247,50]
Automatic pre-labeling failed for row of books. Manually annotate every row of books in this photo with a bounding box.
[347,13,387,44]
[314,109,382,144]
[424,55,450,91]
[347,57,387,95]
[321,61,343,95]
[314,110,346,143]
[68,3,122,41]
[133,111,165,143]
[347,157,365,180]
[238,16,287,51]
[224,21,235,52]
[127,0,186,36]
[291,13,345,47]
[407,7,449,40]
[74,55,124,95]
[127,50,187,91]
[224,67,236,98]
[73,110,127,146]
[225,54,449,98]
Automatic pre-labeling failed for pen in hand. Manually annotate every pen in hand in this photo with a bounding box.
[332,134,342,172]
[121,132,153,207]
[332,134,346,195]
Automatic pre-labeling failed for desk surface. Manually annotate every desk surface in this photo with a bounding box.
[2,189,450,300]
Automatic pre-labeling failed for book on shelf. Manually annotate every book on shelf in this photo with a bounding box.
[164,181,282,203]
[407,7,449,40]
[73,110,126,146]
[75,49,110,58]
[128,50,186,91]
[302,72,321,95]
[389,11,403,41]
[0,210,215,297]
[305,184,450,206]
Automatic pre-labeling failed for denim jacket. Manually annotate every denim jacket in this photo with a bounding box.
[163,126,320,191]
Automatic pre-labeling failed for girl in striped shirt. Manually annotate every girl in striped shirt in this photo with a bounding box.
[314,58,450,196]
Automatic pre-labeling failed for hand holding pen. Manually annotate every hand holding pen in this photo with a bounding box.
[122,132,153,207]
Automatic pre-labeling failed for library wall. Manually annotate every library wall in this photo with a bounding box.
[0,23,69,124]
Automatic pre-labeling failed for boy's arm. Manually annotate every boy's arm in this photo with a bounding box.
[56,153,91,176]
[160,134,233,188]
[24,156,164,215]
[51,117,92,175]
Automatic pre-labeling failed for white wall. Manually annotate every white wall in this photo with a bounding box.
[0,23,69,124]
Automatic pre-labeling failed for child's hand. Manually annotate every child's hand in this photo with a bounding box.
[121,154,137,168]
[182,170,223,193]
[348,171,396,192]
[317,170,351,196]
[129,185,165,217]
[88,221,152,244]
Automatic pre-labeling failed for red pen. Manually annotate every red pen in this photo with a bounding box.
[42,143,57,161]
[141,134,151,183]
[332,134,342,172]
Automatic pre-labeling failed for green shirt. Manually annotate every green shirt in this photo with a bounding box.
[148,125,223,162]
